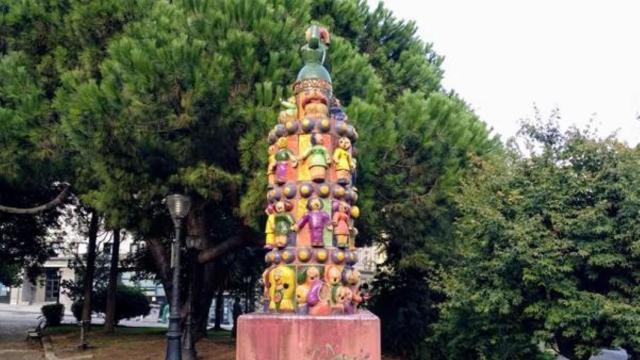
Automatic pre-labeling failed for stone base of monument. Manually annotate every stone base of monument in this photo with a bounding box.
[236,311,380,360]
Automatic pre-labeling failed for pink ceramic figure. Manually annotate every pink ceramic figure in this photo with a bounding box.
[332,201,351,248]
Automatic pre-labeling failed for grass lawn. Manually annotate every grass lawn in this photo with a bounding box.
[46,325,235,360]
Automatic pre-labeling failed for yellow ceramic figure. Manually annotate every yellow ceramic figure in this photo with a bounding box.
[269,266,295,312]
[267,145,276,186]
[333,137,355,184]
[264,204,276,249]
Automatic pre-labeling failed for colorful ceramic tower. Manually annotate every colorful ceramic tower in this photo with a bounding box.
[262,24,363,316]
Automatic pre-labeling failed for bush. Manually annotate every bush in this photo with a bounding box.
[72,285,151,324]
[71,300,84,322]
[41,303,64,326]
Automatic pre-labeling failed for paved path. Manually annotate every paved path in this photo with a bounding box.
[557,349,628,360]
[0,310,41,341]
[0,348,43,360]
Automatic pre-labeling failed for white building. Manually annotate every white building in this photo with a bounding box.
[1,221,163,310]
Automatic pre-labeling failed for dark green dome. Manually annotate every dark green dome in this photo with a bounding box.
[296,64,332,83]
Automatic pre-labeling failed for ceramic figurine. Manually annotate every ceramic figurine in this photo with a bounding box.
[278,97,297,124]
[333,137,355,185]
[324,265,343,308]
[295,285,310,314]
[299,134,330,182]
[296,266,320,315]
[269,266,295,312]
[305,266,321,284]
[292,198,331,247]
[274,201,294,248]
[349,226,359,249]
[262,267,273,312]
[273,137,297,185]
[344,268,364,311]
[307,279,331,315]
[334,286,354,314]
[264,203,276,249]
[325,265,342,288]
[330,98,347,123]
[332,201,351,248]
[267,145,276,187]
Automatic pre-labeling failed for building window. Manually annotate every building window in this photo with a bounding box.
[44,269,60,302]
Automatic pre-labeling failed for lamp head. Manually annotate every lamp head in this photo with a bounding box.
[166,194,191,223]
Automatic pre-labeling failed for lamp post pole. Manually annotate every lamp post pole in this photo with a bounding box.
[165,194,191,360]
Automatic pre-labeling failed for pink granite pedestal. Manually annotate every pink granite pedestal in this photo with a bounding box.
[236,311,380,360]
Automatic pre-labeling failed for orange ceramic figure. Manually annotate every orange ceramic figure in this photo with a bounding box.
[332,201,351,248]
[261,267,273,311]
[325,265,342,287]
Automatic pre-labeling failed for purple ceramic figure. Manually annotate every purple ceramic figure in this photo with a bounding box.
[294,198,331,247]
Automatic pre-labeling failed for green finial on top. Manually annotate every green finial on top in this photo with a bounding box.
[296,25,332,83]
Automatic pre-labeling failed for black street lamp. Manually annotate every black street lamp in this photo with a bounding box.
[165,194,191,360]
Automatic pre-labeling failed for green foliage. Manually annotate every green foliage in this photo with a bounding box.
[0,0,151,283]
[368,91,499,359]
[41,303,65,326]
[440,118,640,359]
[72,285,150,324]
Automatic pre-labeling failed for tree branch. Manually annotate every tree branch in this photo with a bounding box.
[146,237,171,283]
[197,235,248,264]
[0,185,70,214]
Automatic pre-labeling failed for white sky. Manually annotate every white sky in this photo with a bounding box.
[370,0,640,145]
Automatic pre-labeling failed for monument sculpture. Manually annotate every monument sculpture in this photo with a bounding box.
[237,24,380,360]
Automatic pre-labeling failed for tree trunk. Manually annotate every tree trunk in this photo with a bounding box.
[193,261,215,341]
[80,210,98,348]
[182,248,198,360]
[214,288,223,331]
[145,236,172,293]
[104,228,120,333]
